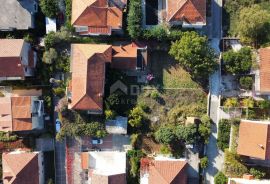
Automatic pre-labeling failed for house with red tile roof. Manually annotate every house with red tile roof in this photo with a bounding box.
[71,0,127,36]
[140,156,188,184]
[68,44,112,113]
[255,47,270,96]
[112,43,148,72]
[0,39,37,81]
[80,151,126,184]
[144,0,206,28]
[237,120,270,160]
[0,96,44,132]
[165,0,206,28]
[2,150,44,184]
[68,43,148,113]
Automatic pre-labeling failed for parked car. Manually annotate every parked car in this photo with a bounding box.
[55,119,61,133]
[92,138,103,145]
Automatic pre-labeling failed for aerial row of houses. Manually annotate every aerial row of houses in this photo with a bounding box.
[0,0,270,184]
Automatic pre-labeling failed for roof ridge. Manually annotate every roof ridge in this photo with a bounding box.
[168,0,205,23]
[168,0,188,21]
[153,160,182,183]
[188,0,205,21]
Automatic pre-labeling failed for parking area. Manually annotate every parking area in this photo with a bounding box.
[81,135,130,151]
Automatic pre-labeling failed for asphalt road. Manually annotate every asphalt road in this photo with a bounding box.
[55,140,67,184]
[211,0,222,39]
[204,0,224,179]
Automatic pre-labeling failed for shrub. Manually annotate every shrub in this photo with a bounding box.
[214,172,228,184]
[199,115,211,144]
[143,25,169,41]
[223,47,252,75]
[137,102,150,113]
[43,48,58,64]
[40,0,58,18]
[65,0,72,24]
[175,124,197,144]
[200,156,208,169]
[224,150,248,177]
[53,87,65,97]
[160,145,171,155]
[217,119,231,151]
[127,0,142,39]
[239,76,253,90]
[0,132,18,142]
[241,97,255,108]
[23,33,35,44]
[130,133,140,148]
[104,109,116,120]
[224,97,239,108]
[128,106,144,128]
[249,168,266,179]
[155,126,176,145]
[127,150,144,178]
[150,90,160,100]
[44,27,72,49]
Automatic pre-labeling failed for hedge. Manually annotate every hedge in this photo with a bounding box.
[217,119,231,151]
[127,0,142,39]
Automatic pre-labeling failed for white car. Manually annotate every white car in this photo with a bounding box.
[92,138,103,145]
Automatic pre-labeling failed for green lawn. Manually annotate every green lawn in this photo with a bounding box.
[149,51,199,88]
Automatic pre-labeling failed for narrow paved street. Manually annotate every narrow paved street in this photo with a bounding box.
[205,0,223,182]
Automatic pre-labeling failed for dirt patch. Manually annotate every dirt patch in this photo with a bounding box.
[139,135,161,154]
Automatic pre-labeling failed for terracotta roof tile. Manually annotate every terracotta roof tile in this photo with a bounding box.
[0,39,24,57]
[2,152,39,184]
[88,26,111,35]
[167,0,206,24]
[0,57,24,78]
[69,44,112,111]
[237,120,270,160]
[72,0,124,34]
[142,159,188,184]
[259,47,270,93]
[112,43,138,70]
[11,96,32,131]
[0,97,12,132]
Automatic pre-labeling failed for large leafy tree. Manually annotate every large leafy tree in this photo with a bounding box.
[223,47,252,75]
[40,0,59,18]
[175,124,197,144]
[169,31,217,79]
[155,126,176,145]
[237,4,270,44]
